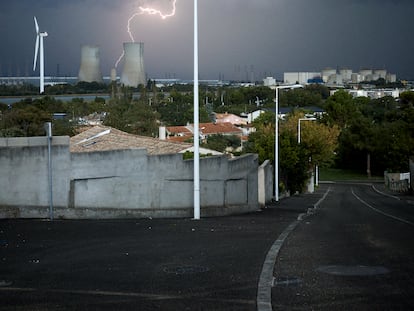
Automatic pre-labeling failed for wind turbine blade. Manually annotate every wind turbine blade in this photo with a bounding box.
[33,35,39,71]
[34,16,39,34]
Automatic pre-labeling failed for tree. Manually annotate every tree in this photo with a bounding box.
[328,92,414,176]
[201,134,241,153]
[322,89,359,129]
[245,111,339,193]
[1,105,51,137]
[104,95,160,137]
[289,115,340,167]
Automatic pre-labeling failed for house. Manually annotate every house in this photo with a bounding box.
[71,125,223,156]
[214,112,247,125]
[264,106,325,120]
[240,109,266,124]
[164,122,243,143]
[71,125,192,155]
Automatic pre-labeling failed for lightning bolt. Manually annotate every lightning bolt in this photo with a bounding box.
[115,0,177,68]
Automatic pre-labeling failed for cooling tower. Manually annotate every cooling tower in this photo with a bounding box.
[78,45,103,83]
[120,42,146,87]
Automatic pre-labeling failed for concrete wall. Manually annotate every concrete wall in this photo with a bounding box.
[0,137,259,219]
[258,160,273,207]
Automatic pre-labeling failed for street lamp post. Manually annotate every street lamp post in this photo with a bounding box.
[193,0,200,220]
[274,84,303,202]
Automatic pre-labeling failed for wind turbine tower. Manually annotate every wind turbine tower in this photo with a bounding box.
[33,16,48,94]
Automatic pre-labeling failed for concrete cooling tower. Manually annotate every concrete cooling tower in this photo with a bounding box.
[78,45,103,83]
[120,42,146,87]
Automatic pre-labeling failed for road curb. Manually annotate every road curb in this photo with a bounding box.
[257,186,331,311]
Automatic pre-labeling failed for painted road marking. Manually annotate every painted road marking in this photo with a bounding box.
[352,188,414,227]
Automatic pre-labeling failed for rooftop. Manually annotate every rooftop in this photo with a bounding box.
[70,125,192,155]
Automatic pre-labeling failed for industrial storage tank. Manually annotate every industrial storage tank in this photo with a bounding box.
[351,73,360,83]
[371,73,380,81]
[120,42,146,87]
[78,45,103,83]
[321,68,337,83]
[359,69,373,81]
[339,68,353,82]
[326,74,343,85]
[386,73,397,83]
[374,69,387,79]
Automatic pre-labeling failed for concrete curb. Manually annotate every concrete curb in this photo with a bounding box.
[298,186,332,221]
[256,186,331,311]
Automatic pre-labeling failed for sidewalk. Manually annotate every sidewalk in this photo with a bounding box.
[265,183,331,213]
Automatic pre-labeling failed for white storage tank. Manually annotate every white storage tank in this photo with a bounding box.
[322,68,337,83]
[339,68,353,82]
[386,73,397,83]
[359,69,373,81]
[374,69,387,79]
[351,73,360,83]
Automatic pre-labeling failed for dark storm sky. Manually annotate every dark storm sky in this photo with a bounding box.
[1,0,413,80]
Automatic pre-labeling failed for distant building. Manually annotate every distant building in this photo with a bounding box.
[263,77,276,86]
[165,122,243,144]
[284,68,397,85]
[284,72,321,85]
[214,112,247,125]
[264,107,325,120]
[332,88,401,99]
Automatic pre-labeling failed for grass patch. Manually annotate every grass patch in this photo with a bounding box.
[319,167,383,181]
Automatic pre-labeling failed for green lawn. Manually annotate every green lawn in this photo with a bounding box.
[319,167,383,182]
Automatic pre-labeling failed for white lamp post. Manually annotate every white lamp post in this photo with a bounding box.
[274,84,303,202]
[193,0,200,220]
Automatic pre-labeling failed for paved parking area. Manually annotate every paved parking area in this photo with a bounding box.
[0,187,327,310]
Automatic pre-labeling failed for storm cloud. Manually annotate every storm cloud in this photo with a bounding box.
[0,0,413,80]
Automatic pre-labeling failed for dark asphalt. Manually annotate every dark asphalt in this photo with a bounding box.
[3,183,411,310]
[0,186,328,311]
[272,183,414,310]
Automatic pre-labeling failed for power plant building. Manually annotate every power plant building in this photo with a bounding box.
[120,42,146,87]
[78,45,103,83]
[284,72,321,85]
[284,67,397,85]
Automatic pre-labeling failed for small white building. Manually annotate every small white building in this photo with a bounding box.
[263,76,276,86]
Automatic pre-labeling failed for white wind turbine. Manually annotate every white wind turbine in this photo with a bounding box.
[33,16,48,94]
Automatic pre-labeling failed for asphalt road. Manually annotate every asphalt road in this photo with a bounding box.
[273,183,414,310]
[0,187,326,311]
[1,183,413,310]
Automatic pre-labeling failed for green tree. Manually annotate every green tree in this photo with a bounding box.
[1,105,51,137]
[329,92,414,176]
[104,96,160,137]
[202,134,241,153]
[245,111,339,193]
[322,89,359,128]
